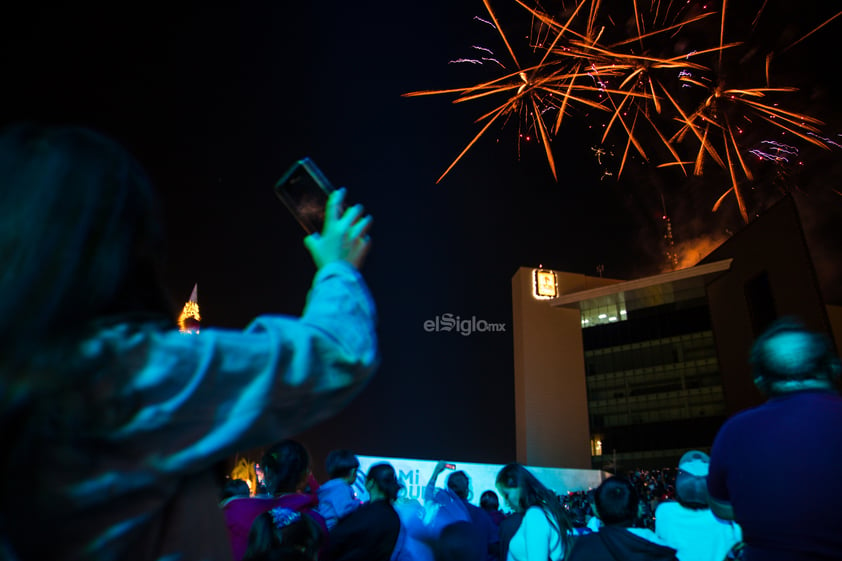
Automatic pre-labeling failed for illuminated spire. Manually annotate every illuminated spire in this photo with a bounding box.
[660,193,680,271]
[178,283,201,334]
[663,214,680,271]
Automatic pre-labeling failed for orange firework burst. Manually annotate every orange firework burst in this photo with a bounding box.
[404,0,630,182]
[666,82,827,221]
[406,0,841,222]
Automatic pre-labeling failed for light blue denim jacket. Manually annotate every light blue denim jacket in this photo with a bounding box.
[10,261,378,561]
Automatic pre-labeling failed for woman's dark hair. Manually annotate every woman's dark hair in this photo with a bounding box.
[496,463,572,553]
[324,449,359,480]
[594,476,638,526]
[261,440,311,495]
[446,471,471,500]
[0,124,176,539]
[479,490,499,511]
[0,124,173,411]
[366,463,402,502]
[243,509,323,561]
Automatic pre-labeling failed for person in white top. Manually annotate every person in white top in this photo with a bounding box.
[495,463,573,561]
[655,451,742,561]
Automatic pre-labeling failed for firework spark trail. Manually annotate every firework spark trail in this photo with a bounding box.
[449,59,485,65]
[807,133,842,150]
[781,9,842,54]
[750,140,798,163]
[474,15,497,29]
[472,45,495,55]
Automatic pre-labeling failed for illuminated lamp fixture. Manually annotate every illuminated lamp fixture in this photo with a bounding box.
[533,268,558,299]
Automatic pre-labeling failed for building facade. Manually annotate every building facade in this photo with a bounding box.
[511,196,840,471]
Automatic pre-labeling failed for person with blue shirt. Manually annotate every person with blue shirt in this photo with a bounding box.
[708,318,842,561]
[317,449,363,530]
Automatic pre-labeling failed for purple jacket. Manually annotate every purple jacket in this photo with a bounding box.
[223,493,327,560]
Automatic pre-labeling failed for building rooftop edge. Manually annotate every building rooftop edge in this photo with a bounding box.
[547,258,734,307]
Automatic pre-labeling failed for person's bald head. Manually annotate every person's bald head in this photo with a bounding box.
[751,318,840,395]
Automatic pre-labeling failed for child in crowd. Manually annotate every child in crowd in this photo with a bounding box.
[316,449,363,530]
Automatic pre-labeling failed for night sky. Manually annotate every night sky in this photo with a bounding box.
[3,1,842,472]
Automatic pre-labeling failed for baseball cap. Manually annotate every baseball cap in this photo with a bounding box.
[675,451,711,508]
[678,450,710,477]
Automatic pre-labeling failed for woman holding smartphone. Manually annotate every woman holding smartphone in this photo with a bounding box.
[0,124,377,561]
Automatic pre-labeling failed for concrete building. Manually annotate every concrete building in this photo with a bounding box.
[511,195,842,471]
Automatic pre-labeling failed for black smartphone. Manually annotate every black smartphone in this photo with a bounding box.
[274,157,336,235]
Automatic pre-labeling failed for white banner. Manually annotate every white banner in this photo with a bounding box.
[355,455,608,511]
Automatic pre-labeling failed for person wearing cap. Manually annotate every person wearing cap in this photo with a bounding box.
[654,451,742,561]
[707,318,842,560]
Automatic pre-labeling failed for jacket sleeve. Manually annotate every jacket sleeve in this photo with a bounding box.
[109,261,379,475]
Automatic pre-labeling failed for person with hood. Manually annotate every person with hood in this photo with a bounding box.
[567,476,678,561]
